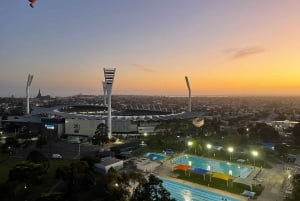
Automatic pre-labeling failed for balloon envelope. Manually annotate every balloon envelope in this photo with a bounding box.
[192,118,204,127]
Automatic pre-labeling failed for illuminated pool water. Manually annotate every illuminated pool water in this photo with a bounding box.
[162,178,243,201]
[172,155,253,178]
[146,153,166,161]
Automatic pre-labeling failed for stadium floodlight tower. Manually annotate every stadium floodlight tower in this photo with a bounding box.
[185,76,192,112]
[103,68,116,139]
[102,81,107,106]
[26,74,34,114]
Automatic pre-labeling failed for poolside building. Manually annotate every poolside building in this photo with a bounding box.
[94,156,123,174]
[135,158,161,172]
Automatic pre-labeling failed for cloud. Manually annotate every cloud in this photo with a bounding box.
[224,47,266,59]
[132,63,155,73]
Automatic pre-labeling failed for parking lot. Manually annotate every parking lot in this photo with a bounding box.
[11,137,102,160]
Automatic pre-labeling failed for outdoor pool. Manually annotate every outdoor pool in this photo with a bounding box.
[162,178,243,201]
[172,155,253,178]
[146,153,166,161]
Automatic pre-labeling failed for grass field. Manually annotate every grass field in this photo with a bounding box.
[0,153,9,162]
[0,157,23,184]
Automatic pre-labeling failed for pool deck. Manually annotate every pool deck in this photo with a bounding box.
[154,163,249,201]
[154,155,298,201]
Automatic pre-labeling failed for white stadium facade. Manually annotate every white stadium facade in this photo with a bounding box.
[30,104,203,141]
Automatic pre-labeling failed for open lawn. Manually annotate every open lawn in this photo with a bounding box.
[0,157,23,184]
[0,153,9,162]
[25,159,73,201]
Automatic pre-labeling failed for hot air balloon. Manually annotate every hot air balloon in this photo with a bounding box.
[192,118,205,128]
[28,0,37,8]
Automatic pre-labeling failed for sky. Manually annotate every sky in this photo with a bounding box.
[1,0,300,97]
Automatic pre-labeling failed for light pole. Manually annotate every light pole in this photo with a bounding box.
[252,151,258,166]
[78,143,81,158]
[207,144,212,157]
[24,183,28,201]
[188,141,193,154]
[228,147,234,161]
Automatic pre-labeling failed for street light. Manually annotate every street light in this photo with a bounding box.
[252,151,258,166]
[246,128,250,137]
[187,141,193,154]
[228,147,234,161]
[207,144,212,157]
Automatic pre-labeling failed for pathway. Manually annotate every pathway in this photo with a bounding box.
[254,164,286,201]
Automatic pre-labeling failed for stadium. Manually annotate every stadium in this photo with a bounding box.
[31,103,203,141]
[3,69,203,142]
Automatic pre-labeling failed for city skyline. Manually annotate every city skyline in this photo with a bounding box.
[1,1,300,97]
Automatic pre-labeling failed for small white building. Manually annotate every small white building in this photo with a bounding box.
[94,156,123,174]
[135,158,161,173]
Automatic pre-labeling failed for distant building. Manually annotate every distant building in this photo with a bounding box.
[267,120,299,131]
[36,89,50,100]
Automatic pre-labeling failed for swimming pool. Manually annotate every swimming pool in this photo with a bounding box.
[146,153,166,161]
[162,178,243,201]
[172,155,253,178]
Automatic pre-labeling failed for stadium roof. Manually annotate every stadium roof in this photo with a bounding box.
[30,105,203,121]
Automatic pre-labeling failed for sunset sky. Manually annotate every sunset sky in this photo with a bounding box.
[1,0,300,97]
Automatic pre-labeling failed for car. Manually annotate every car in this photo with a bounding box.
[51,154,62,159]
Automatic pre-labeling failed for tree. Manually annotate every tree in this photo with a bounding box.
[36,135,47,149]
[292,123,300,145]
[5,137,19,148]
[285,174,300,201]
[92,169,145,201]
[36,192,64,201]
[93,123,109,149]
[274,144,288,157]
[254,123,280,142]
[27,150,50,170]
[131,174,176,201]
[221,133,243,147]
[55,161,96,199]
[27,150,48,163]
[80,156,100,170]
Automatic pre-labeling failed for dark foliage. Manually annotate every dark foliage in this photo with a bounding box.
[131,174,176,201]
